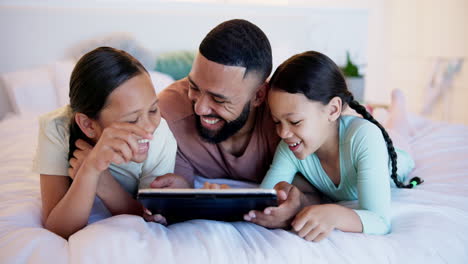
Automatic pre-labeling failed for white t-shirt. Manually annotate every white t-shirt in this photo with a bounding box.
[33,105,177,196]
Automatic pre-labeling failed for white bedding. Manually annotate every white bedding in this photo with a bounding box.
[1,114,468,264]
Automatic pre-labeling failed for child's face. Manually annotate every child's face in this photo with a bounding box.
[268,89,331,160]
[95,73,160,163]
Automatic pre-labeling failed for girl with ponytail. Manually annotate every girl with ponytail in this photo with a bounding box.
[245,51,420,241]
[34,47,181,239]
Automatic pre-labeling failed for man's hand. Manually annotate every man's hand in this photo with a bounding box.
[202,182,230,189]
[150,173,192,188]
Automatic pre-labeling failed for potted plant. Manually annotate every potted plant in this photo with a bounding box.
[341,51,365,102]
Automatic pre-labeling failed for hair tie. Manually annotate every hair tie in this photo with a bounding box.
[409,176,424,188]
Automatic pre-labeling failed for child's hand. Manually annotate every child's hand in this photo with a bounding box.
[150,173,192,188]
[68,139,93,179]
[202,182,230,189]
[142,207,167,225]
[244,182,303,229]
[82,123,153,174]
[291,204,338,242]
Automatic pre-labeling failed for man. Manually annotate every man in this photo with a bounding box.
[152,19,280,188]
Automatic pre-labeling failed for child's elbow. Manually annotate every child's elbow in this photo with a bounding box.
[43,219,81,240]
[360,214,392,235]
[44,224,70,239]
[371,220,391,235]
[381,222,392,235]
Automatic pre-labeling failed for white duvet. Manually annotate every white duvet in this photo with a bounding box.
[1,114,468,264]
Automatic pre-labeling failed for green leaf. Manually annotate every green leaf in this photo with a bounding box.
[340,51,361,77]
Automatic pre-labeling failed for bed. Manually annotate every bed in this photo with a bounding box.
[1,5,468,262]
[1,95,468,263]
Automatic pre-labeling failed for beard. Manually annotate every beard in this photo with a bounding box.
[195,101,251,144]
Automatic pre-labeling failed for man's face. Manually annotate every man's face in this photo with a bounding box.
[187,53,262,143]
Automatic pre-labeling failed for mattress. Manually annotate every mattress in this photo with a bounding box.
[0,113,467,264]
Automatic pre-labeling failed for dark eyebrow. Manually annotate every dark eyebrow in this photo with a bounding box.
[151,99,159,106]
[187,75,229,100]
[122,98,159,118]
[282,113,296,118]
[122,109,139,118]
[187,75,198,89]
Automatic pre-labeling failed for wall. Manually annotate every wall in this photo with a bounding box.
[385,0,468,124]
[293,0,468,125]
[1,0,467,124]
[0,0,369,73]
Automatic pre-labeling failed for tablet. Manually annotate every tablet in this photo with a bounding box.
[137,188,277,223]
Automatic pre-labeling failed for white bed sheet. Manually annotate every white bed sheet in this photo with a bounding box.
[0,113,467,264]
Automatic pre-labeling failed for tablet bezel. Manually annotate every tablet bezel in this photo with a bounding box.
[137,188,278,223]
[138,188,277,197]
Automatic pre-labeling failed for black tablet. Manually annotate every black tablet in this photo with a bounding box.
[137,188,278,223]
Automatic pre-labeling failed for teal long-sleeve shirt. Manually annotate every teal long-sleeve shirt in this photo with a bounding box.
[260,115,415,235]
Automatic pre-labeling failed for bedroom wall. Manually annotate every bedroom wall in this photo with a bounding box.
[383,0,468,125]
[0,0,369,73]
[1,0,467,124]
[296,0,468,125]
[0,0,370,119]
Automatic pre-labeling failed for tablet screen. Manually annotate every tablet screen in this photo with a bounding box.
[137,188,277,223]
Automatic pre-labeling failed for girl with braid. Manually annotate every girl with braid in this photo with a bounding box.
[244,51,421,241]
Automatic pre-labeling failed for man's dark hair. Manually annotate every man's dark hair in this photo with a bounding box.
[199,19,272,82]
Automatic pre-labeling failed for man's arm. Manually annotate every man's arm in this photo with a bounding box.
[173,150,196,185]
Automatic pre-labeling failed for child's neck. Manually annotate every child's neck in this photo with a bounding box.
[316,120,340,162]
[316,121,341,186]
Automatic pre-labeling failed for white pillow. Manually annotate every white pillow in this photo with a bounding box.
[53,62,174,107]
[148,70,174,94]
[0,65,58,115]
[53,66,173,103]
[66,32,156,71]
[0,62,173,119]
[52,59,76,107]
[0,79,14,120]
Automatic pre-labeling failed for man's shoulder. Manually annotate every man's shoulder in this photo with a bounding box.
[256,102,281,144]
[158,78,193,123]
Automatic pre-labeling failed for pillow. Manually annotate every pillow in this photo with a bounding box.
[148,70,175,94]
[0,65,58,116]
[155,50,196,80]
[0,80,14,120]
[0,60,173,120]
[53,62,174,107]
[52,59,76,107]
[66,32,156,71]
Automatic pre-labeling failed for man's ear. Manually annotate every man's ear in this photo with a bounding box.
[75,113,98,139]
[252,82,268,107]
[327,96,343,122]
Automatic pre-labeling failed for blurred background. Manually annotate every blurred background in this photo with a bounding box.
[0,0,467,124]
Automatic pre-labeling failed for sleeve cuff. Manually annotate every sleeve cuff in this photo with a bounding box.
[354,209,391,235]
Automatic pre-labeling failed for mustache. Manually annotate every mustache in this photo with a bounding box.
[192,104,224,121]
